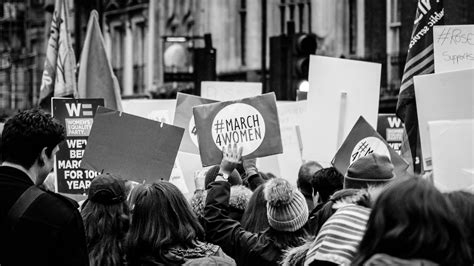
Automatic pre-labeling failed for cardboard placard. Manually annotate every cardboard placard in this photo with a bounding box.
[332,116,409,178]
[414,68,474,170]
[201,81,262,101]
[193,93,283,166]
[122,99,176,124]
[429,120,474,192]
[303,55,381,165]
[433,25,474,73]
[377,114,404,155]
[52,98,104,194]
[81,107,184,183]
[174,93,218,154]
[257,101,307,184]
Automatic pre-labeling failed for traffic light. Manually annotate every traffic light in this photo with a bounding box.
[290,33,317,100]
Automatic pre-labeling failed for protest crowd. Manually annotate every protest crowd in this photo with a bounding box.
[1,0,474,265]
[0,109,473,266]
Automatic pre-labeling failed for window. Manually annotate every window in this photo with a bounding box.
[349,0,357,54]
[389,0,401,26]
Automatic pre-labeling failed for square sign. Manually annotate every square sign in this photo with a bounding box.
[52,98,104,194]
[81,107,184,183]
[193,92,283,166]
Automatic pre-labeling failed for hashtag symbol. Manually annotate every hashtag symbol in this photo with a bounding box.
[214,120,224,134]
[436,27,450,46]
[358,141,370,155]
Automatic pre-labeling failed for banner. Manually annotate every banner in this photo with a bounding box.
[414,68,474,170]
[377,114,404,155]
[201,81,262,101]
[174,93,218,154]
[81,107,184,183]
[429,119,474,192]
[193,93,283,166]
[303,55,381,165]
[52,98,104,194]
[332,116,409,178]
[39,0,77,109]
[433,25,474,73]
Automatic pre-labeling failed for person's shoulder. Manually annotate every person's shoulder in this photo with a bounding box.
[35,190,80,219]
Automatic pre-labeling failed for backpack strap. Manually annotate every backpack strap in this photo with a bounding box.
[7,186,45,228]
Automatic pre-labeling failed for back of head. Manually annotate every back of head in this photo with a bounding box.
[312,167,344,203]
[344,153,394,189]
[297,161,323,198]
[444,190,474,259]
[264,178,309,232]
[126,181,204,264]
[353,177,472,265]
[241,184,269,233]
[81,174,129,266]
[1,109,65,169]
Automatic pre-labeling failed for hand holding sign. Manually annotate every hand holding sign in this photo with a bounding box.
[220,144,243,176]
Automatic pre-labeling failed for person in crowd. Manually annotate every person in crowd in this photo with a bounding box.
[204,144,310,265]
[241,184,270,233]
[283,153,395,265]
[297,161,323,211]
[311,167,344,205]
[352,177,472,265]
[81,174,130,266]
[444,190,474,260]
[126,181,234,265]
[0,109,89,266]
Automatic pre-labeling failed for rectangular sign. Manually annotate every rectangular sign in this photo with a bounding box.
[174,93,218,154]
[302,55,381,165]
[332,116,409,179]
[377,114,404,155]
[52,98,104,194]
[414,68,474,170]
[193,92,283,166]
[201,81,262,101]
[81,107,184,183]
[429,120,474,192]
[433,25,474,73]
[122,99,176,124]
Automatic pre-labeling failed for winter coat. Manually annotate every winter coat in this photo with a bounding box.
[204,181,286,266]
[0,166,89,266]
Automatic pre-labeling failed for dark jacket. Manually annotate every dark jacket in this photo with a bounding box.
[0,166,89,266]
[204,181,284,266]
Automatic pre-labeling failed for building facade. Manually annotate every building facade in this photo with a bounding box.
[1,0,473,110]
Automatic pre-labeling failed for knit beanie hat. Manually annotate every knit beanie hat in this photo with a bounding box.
[344,153,394,189]
[205,165,242,188]
[264,178,309,232]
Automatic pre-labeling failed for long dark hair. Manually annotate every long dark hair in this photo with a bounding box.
[444,190,474,259]
[125,181,205,265]
[352,177,472,265]
[241,184,269,233]
[81,200,129,266]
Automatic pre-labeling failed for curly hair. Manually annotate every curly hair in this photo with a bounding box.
[1,109,65,169]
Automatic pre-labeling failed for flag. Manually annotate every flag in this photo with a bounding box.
[396,0,444,173]
[78,10,123,111]
[38,0,77,110]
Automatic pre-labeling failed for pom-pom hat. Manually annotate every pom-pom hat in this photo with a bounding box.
[264,178,309,232]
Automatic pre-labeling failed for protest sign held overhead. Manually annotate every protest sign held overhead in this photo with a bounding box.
[302,55,381,165]
[122,99,176,124]
[333,116,409,179]
[429,119,474,192]
[193,92,283,166]
[52,98,104,194]
[81,107,184,183]
[377,114,404,155]
[414,68,474,170]
[174,93,218,154]
[201,81,262,101]
[433,25,474,73]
